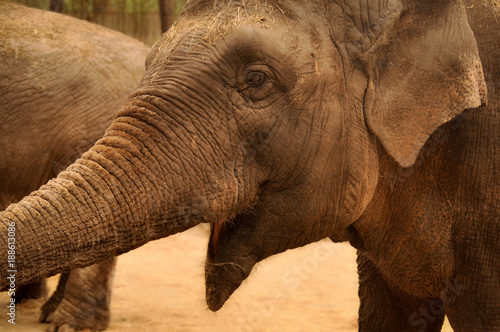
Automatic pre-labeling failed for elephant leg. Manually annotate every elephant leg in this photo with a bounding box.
[444,280,499,332]
[15,279,48,302]
[444,235,500,331]
[357,251,445,332]
[40,256,117,331]
[445,279,500,332]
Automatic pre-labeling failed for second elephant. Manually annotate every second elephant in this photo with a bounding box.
[0,3,148,331]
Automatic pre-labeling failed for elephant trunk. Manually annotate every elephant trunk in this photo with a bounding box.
[0,95,240,289]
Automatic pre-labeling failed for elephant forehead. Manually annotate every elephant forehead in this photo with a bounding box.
[158,2,275,49]
[149,1,331,68]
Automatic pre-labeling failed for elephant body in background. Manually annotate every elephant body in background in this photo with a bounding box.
[0,2,148,330]
[0,1,497,332]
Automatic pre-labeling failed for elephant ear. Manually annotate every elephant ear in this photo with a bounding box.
[362,0,487,167]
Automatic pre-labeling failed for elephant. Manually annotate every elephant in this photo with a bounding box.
[0,2,148,331]
[0,0,498,331]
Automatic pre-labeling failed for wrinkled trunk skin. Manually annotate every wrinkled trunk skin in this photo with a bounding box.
[1,3,260,292]
[0,94,238,288]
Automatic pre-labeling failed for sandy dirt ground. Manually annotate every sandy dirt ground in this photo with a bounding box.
[0,225,453,332]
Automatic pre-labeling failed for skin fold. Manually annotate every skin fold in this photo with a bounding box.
[0,2,148,331]
[0,0,497,331]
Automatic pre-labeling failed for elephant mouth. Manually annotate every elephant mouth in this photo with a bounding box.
[205,214,259,311]
[209,219,225,257]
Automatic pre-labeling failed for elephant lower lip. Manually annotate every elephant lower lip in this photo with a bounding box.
[205,260,245,311]
[205,253,258,311]
[206,288,229,311]
[205,269,242,312]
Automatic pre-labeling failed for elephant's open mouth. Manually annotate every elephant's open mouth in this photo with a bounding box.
[207,210,253,260]
[208,219,225,258]
[205,213,259,311]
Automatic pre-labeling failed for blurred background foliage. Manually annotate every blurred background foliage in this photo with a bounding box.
[6,0,187,45]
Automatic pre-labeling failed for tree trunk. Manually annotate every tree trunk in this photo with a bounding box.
[159,0,173,33]
[50,0,63,13]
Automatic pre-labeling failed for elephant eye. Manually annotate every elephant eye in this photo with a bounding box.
[236,67,278,103]
[246,71,266,88]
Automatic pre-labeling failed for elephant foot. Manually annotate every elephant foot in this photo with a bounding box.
[15,280,48,302]
[40,295,110,332]
[39,257,117,331]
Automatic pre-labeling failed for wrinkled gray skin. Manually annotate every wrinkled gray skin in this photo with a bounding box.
[0,2,147,331]
[0,0,498,331]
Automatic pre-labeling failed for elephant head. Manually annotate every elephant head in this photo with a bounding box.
[0,0,486,313]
